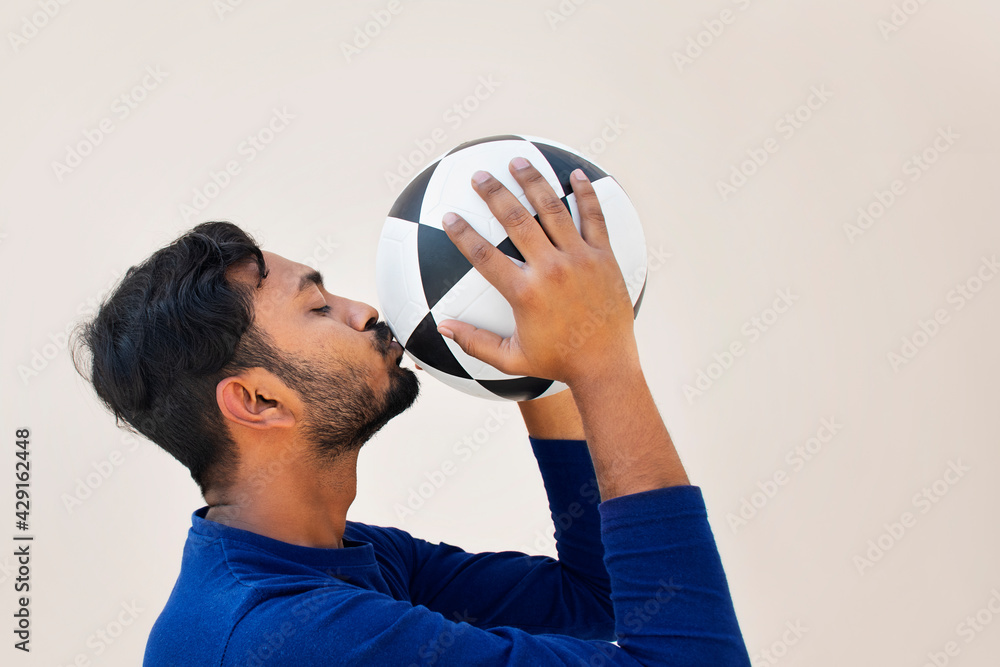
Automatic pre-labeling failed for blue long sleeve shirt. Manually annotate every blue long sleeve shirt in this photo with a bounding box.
[143,438,751,665]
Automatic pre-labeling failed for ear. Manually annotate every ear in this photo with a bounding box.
[217,372,296,430]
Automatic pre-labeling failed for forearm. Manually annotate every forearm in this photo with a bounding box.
[517,390,611,628]
[568,349,690,501]
[518,387,585,440]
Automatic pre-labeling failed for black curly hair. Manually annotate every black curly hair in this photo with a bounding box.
[71,221,287,496]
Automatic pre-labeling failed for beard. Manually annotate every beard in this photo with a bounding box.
[264,321,420,467]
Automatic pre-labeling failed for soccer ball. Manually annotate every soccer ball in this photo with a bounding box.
[374,134,647,402]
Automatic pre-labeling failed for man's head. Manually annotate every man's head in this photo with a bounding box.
[72,221,420,498]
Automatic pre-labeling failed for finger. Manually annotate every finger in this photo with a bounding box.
[436,318,523,377]
[509,157,583,251]
[471,170,553,264]
[441,211,523,305]
[569,169,612,251]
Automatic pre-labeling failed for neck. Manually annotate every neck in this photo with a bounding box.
[204,448,360,549]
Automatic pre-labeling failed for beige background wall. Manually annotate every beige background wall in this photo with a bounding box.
[1,1,998,665]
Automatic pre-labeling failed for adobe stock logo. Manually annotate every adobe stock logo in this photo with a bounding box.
[919,588,1000,667]
[683,288,799,403]
[7,0,73,54]
[853,460,970,576]
[51,66,170,182]
[716,86,833,202]
[340,0,405,63]
[671,0,758,74]
[887,255,997,373]
[844,127,959,244]
[727,417,843,534]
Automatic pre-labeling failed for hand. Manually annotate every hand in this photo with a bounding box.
[436,158,639,387]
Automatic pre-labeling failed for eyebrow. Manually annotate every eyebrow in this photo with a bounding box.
[295,270,325,299]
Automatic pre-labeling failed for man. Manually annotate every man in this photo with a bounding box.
[73,158,751,665]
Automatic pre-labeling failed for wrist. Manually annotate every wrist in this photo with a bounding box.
[517,386,586,440]
[565,344,643,398]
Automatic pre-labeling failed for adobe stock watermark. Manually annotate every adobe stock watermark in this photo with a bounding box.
[240,617,298,667]
[727,417,843,534]
[393,405,512,523]
[7,0,73,54]
[408,610,478,667]
[853,459,970,576]
[887,254,997,373]
[844,126,958,244]
[300,236,341,271]
[878,0,934,40]
[178,107,295,223]
[751,620,808,666]
[919,588,1000,667]
[384,75,502,192]
[515,478,601,557]
[553,244,673,363]
[59,394,180,514]
[683,288,799,404]
[341,0,405,63]
[195,441,302,552]
[578,116,627,162]
[584,578,684,667]
[544,0,590,31]
[672,0,759,74]
[55,600,144,667]
[51,65,169,182]
[17,267,127,385]
[60,429,146,514]
[213,0,250,21]
[717,85,833,201]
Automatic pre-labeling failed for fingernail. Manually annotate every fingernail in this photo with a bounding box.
[443,212,459,228]
[571,168,588,182]
[472,170,491,185]
[511,157,530,170]
[438,326,454,340]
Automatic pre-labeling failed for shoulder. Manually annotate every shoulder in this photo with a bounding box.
[343,520,424,556]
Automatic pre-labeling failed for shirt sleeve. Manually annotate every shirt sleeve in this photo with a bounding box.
[403,437,613,639]
[224,484,752,666]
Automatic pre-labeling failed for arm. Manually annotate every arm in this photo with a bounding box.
[518,386,585,440]
[400,389,611,637]
[431,158,749,663]
[399,437,612,638]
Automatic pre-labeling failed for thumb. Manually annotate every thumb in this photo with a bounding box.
[436,319,513,374]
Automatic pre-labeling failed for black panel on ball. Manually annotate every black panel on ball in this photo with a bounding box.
[418,224,474,309]
[406,312,473,379]
[445,135,525,156]
[477,376,554,402]
[388,161,439,223]
[495,236,525,263]
[530,142,608,199]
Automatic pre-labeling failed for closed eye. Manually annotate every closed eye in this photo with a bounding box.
[313,305,331,314]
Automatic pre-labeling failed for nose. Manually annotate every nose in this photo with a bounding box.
[352,301,379,332]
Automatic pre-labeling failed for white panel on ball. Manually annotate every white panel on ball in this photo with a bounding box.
[591,179,648,302]
[374,216,429,345]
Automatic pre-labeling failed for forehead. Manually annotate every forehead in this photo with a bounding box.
[261,251,307,295]
[228,250,316,301]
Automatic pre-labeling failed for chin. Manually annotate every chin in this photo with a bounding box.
[383,366,421,419]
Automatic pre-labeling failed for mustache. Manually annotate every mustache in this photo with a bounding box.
[367,320,393,355]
